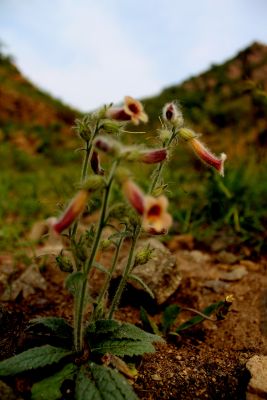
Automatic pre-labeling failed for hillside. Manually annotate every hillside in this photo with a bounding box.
[0,51,80,156]
[143,41,267,159]
[0,42,267,252]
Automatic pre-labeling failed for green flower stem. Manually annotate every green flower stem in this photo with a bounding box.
[92,230,126,321]
[81,122,100,182]
[74,160,118,352]
[149,128,177,194]
[108,226,140,319]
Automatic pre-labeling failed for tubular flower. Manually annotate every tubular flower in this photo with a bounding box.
[106,96,148,125]
[189,138,227,177]
[52,190,89,234]
[123,179,145,215]
[138,148,168,164]
[142,195,172,235]
[178,128,227,176]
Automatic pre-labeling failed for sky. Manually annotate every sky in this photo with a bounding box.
[1,0,267,111]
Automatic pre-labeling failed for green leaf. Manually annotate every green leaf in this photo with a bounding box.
[128,274,154,299]
[161,304,181,334]
[65,271,85,295]
[90,339,156,357]
[93,262,110,275]
[87,320,163,357]
[176,300,225,332]
[75,362,138,400]
[28,317,73,339]
[140,307,161,335]
[31,363,77,400]
[0,345,72,376]
[87,319,120,335]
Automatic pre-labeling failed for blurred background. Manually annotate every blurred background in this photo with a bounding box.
[0,0,267,254]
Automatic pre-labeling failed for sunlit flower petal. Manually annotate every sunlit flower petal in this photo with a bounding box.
[189,138,227,177]
[106,96,148,125]
[142,195,172,235]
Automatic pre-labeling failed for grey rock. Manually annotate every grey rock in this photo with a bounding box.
[204,280,230,293]
[1,264,47,301]
[115,238,181,304]
[220,266,248,282]
[246,355,267,399]
[216,251,239,264]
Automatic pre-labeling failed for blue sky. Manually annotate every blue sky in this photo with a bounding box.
[1,0,267,111]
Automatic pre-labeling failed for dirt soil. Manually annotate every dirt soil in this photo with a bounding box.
[0,238,267,400]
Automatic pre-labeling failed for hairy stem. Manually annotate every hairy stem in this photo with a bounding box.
[92,230,126,321]
[149,128,177,194]
[73,160,118,352]
[108,226,140,319]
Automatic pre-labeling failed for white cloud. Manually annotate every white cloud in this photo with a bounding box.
[1,0,161,111]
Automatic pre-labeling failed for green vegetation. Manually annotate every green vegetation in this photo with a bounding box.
[1,42,267,253]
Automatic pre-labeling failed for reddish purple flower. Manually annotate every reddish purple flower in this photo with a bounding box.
[189,138,227,177]
[106,96,148,125]
[52,190,89,234]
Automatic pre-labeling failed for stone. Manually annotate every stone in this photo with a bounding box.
[204,280,230,293]
[115,238,181,304]
[167,234,194,251]
[1,264,47,301]
[220,266,248,282]
[216,251,239,264]
[246,355,267,399]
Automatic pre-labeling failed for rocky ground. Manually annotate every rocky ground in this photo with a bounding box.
[0,233,267,399]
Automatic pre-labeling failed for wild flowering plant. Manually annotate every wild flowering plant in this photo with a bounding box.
[0,98,228,399]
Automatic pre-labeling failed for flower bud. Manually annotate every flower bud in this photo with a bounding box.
[91,151,104,175]
[162,102,184,128]
[159,128,172,143]
[94,136,121,157]
[100,239,112,250]
[80,175,106,192]
[134,245,154,267]
[55,254,73,273]
[123,179,145,215]
[101,119,125,135]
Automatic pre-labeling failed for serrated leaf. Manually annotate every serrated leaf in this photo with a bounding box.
[65,271,85,295]
[31,363,77,400]
[88,320,162,342]
[162,304,181,334]
[28,317,73,340]
[176,300,225,332]
[90,338,156,357]
[140,307,161,336]
[87,319,120,335]
[76,363,138,400]
[0,345,72,376]
[128,274,154,298]
[87,320,163,357]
